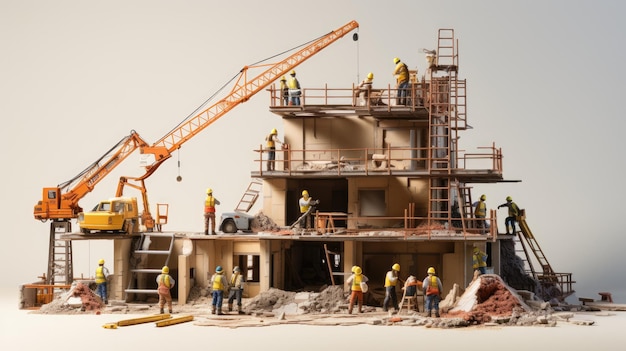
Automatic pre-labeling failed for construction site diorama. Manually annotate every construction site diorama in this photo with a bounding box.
[25,21,574,310]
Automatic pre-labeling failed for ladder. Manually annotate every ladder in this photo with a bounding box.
[125,232,175,297]
[516,215,554,278]
[235,178,262,213]
[47,221,73,286]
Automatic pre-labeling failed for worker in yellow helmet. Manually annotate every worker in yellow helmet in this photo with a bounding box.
[383,263,402,312]
[298,190,319,230]
[422,267,443,317]
[280,76,289,106]
[392,57,410,105]
[227,266,245,314]
[265,128,283,171]
[204,188,221,235]
[210,265,229,315]
[287,70,301,105]
[497,196,520,234]
[345,266,368,314]
[354,72,374,106]
[472,246,488,275]
[95,258,110,305]
[156,266,176,314]
[474,194,488,233]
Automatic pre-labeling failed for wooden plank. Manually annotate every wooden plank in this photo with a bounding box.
[155,315,194,327]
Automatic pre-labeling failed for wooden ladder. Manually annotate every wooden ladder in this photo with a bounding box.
[235,178,262,213]
[47,221,73,287]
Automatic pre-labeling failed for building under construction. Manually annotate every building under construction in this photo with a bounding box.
[25,24,573,309]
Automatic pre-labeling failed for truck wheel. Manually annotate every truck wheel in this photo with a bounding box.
[81,228,90,234]
[222,219,237,234]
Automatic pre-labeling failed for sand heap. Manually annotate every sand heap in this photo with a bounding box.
[38,282,104,314]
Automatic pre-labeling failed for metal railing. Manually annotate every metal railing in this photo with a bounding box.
[255,144,502,176]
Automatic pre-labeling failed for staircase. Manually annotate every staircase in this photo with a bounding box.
[125,232,175,298]
[47,221,73,286]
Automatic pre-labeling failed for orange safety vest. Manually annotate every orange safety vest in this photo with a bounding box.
[205,195,216,213]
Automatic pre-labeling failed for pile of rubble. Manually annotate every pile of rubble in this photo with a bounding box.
[38,282,104,314]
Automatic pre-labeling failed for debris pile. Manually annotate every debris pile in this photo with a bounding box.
[251,211,280,232]
[448,274,530,324]
[38,282,104,314]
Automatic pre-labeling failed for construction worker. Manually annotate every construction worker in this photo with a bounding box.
[156,266,176,314]
[497,196,520,234]
[472,246,488,275]
[280,76,289,106]
[383,263,401,312]
[422,267,443,318]
[298,190,318,229]
[265,128,283,171]
[402,274,422,298]
[354,72,374,106]
[210,265,229,315]
[227,266,245,314]
[287,70,301,105]
[392,57,410,105]
[345,266,368,314]
[204,188,221,235]
[474,194,487,232]
[95,259,109,305]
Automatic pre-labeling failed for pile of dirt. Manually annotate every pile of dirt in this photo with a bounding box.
[38,282,104,314]
[251,211,280,231]
[448,275,529,324]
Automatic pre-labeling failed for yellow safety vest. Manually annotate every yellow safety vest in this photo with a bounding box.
[266,134,275,148]
[384,271,398,287]
[205,196,216,213]
[352,274,363,291]
[95,266,106,284]
[159,274,171,288]
[475,200,486,217]
[212,273,224,291]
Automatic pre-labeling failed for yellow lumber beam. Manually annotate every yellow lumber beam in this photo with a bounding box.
[155,315,194,327]
[117,314,171,326]
[102,323,118,329]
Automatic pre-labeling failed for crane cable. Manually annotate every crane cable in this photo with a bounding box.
[160,33,331,141]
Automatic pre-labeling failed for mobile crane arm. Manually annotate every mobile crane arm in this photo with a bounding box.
[33,131,150,221]
[34,20,359,228]
[116,20,359,227]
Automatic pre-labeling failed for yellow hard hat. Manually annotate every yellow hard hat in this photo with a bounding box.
[98,259,105,265]
[393,57,400,64]
[206,188,212,194]
[480,194,486,201]
[392,263,400,271]
[162,266,169,274]
[473,246,480,253]
[302,190,309,196]
[290,70,296,75]
[506,196,512,201]
[367,72,374,80]
[280,76,286,81]
[427,267,435,274]
[351,265,357,273]
[354,266,362,275]
[271,128,277,134]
